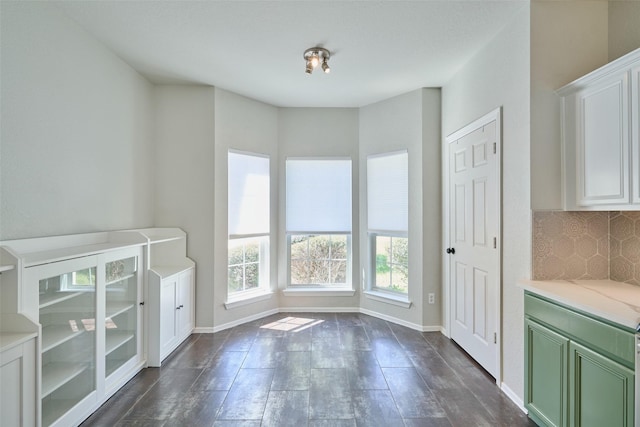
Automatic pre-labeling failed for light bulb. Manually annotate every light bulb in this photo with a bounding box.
[310,53,319,68]
[305,60,313,74]
[322,60,330,74]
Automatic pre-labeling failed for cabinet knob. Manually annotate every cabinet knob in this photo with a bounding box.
[446,247,456,255]
[176,304,184,310]
[139,301,145,306]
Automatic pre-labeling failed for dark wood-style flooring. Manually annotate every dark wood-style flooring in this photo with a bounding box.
[81,312,535,427]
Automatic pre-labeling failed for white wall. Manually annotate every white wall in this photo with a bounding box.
[358,89,441,329]
[442,5,530,401]
[154,86,216,328]
[0,2,154,240]
[213,88,279,328]
[277,108,360,310]
[530,1,609,210]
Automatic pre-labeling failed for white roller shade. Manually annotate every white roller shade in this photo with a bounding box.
[367,151,408,232]
[286,158,352,233]
[228,151,270,236]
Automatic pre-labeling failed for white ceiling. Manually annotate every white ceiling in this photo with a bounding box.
[54,1,527,108]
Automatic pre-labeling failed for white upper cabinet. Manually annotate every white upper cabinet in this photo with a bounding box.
[558,48,640,210]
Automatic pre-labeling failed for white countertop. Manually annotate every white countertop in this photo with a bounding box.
[518,279,640,331]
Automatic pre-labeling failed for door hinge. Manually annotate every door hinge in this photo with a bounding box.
[493,237,497,249]
[494,333,497,344]
[493,142,496,154]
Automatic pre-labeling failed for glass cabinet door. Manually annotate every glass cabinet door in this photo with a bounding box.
[39,265,97,427]
[104,255,138,378]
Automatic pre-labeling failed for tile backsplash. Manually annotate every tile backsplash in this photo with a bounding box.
[532,211,640,285]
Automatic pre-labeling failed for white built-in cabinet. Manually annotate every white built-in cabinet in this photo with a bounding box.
[558,47,640,210]
[0,229,194,427]
[135,228,195,367]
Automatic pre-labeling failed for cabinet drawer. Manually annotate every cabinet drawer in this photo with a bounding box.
[524,293,635,368]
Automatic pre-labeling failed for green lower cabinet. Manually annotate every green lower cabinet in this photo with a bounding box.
[525,318,569,427]
[524,292,636,427]
[569,341,635,427]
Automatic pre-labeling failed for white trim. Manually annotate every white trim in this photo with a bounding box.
[204,307,442,334]
[500,382,527,414]
[443,107,502,384]
[211,308,280,333]
[224,291,275,310]
[281,306,360,313]
[363,290,412,308]
[359,308,439,332]
[282,288,356,297]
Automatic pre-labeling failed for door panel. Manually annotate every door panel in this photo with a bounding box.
[447,115,499,378]
[473,267,487,341]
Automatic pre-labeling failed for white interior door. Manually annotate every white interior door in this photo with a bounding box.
[445,109,500,379]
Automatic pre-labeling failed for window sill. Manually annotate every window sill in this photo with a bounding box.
[282,287,356,297]
[225,290,274,310]
[363,290,412,308]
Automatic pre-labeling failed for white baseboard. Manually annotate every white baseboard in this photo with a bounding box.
[202,307,443,335]
[358,308,439,332]
[281,306,360,313]
[210,308,280,333]
[500,382,527,414]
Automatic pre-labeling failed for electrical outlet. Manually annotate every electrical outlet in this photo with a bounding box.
[428,293,435,304]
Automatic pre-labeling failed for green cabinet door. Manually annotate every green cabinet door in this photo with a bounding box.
[525,318,569,427]
[569,341,635,427]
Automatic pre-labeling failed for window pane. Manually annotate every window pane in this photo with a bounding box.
[309,235,330,260]
[245,263,259,289]
[245,243,260,263]
[391,237,408,270]
[330,260,347,284]
[228,243,244,266]
[228,236,268,294]
[290,260,310,284]
[290,235,308,260]
[330,235,347,259]
[391,265,409,293]
[374,235,408,294]
[289,234,349,286]
[228,265,243,292]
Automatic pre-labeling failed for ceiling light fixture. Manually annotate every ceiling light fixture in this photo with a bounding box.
[304,47,331,75]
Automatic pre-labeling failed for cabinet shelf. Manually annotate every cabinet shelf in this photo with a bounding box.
[106,331,135,356]
[105,273,136,287]
[39,291,83,309]
[106,302,135,319]
[41,362,88,398]
[41,325,85,353]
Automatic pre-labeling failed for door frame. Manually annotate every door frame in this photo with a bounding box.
[442,107,502,384]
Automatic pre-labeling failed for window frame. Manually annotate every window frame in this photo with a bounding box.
[366,150,409,299]
[227,149,271,300]
[285,157,353,290]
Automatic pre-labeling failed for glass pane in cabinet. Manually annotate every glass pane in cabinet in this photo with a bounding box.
[105,256,138,377]
[39,268,96,427]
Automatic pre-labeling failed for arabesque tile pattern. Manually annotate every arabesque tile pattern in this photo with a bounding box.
[533,210,640,286]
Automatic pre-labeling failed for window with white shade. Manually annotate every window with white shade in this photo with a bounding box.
[228,150,270,296]
[367,151,408,294]
[286,158,352,287]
